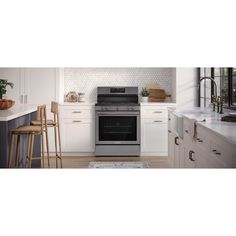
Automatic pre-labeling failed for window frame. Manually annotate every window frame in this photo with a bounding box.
[198,67,236,110]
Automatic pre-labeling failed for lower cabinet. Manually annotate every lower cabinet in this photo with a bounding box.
[182,117,236,168]
[62,119,94,153]
[168,131,184,168]
[60,105,95,154]
[141,119,168,155]
[141,104,176,156]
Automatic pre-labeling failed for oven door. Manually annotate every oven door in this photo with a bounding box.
[96,111,140,145]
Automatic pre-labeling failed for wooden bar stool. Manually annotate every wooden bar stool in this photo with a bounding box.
[8,126,41,168]
[8,105,49,168]
[31,105,50,168]
[31,102,62,168]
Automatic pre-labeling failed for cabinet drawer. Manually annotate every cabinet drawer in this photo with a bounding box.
[141,108,168,119]
[209,141,233,167]
[62,108,93,118]
[195,125,210,153]
[142,117,168,124]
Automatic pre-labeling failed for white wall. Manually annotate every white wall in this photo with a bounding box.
[176,68,198,107]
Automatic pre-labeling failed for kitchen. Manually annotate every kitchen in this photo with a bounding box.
[0,67,235,168]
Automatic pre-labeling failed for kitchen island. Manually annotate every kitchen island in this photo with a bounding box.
[0,105,41,168]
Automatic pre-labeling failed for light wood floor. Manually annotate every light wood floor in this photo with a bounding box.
[43,156,170,168]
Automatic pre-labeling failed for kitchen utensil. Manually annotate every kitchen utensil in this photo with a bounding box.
[148,89,171,102]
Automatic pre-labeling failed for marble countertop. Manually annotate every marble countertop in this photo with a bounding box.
[172,107,236,146]
[0,105,37,122]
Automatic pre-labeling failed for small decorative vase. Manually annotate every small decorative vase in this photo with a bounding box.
[142,96,149,103]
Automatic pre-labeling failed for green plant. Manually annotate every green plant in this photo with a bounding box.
[140,87,149,97]
[0,79,14,99]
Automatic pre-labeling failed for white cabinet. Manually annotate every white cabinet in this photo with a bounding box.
[0,68,24,104]
[182,117,236,168]
[0,68,58,106]
[168,130,175,167]
[168,130,184,168]
[24,68,58,106]
[141,119,168,154]
[141,104,176,156]
[60,105,95,154]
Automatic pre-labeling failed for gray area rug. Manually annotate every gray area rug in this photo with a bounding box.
[88,161,149,169]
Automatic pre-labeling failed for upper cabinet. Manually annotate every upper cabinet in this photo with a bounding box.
[0,68,59,106]
[24,68,59,106]
[0,68,24,104]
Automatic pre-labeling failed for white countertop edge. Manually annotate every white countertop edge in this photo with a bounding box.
[140,102,176,106]
[60,102,96,106]
[0,106,37,122]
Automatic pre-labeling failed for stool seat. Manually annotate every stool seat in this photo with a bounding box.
[31,120,56,126]
[12,125,41,134]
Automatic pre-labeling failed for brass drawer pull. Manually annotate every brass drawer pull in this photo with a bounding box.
[154,120,162,122]
[153,111,162,113]
[72,111,82,113]
[73,120,81,123]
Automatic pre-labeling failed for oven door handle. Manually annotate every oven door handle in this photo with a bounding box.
[96,111,140,116]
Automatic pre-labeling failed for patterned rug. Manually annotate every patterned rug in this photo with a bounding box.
[88,161,149,169]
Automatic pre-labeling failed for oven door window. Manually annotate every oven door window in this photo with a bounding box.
[99,116,137,141]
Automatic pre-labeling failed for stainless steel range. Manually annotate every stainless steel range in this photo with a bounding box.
[95,87,140,156]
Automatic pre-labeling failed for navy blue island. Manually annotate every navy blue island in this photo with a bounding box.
[0,105,41,168]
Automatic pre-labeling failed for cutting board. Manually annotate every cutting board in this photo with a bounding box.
[148,89,171,102]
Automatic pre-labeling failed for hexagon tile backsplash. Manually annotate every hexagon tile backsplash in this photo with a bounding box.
[64,68,176,102]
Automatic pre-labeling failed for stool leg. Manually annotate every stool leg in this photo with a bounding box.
[54,125,58,168]
[8,133,15,168]
[15,135,21,168]
[41,131,45,168]
[57,125,63,168]
[29,134,35,168]
[45,126,50,168]
[26,134,31,168]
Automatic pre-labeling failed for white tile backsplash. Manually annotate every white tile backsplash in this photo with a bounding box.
[64,68,176,102]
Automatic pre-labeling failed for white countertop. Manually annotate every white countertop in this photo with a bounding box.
[172,107,236,146]
[0,105,37,122]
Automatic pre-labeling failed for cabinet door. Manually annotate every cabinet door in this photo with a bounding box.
[168,131,175,167]
[24,68,58,106]
[62,119,94,153]
[141,119,168,154]
[0,68,24,104]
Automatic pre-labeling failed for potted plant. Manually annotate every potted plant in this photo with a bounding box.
[0,79,14,99]
[140,87,149,102]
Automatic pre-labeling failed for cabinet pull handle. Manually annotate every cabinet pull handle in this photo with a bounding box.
[21,95,24,104]
[73,120,81,123]
[154,120,162,122]
[215,152,221,155]
[168,118,171,121]
[189,150,195,162]
[153,111,162,113]
[168,130,171,133]
[185,130,189,133]
[212,150,217,152]
[25,95,28,104]
[175,137,179,145]
[72,111,82,113]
